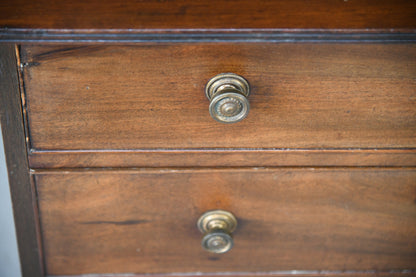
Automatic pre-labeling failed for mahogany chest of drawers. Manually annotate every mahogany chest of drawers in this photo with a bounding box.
[1,1,415,277]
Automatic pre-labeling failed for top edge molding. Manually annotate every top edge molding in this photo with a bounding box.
[1,29,416,43]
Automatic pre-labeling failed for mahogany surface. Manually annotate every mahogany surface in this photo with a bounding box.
[0,0,415,30]
[1,1,415,277]
[35,168,416,275]
[21,44,416,153]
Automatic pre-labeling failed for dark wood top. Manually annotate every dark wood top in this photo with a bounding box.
[0,0,415,31]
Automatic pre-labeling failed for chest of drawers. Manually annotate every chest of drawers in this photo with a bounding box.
[1,1,416,277]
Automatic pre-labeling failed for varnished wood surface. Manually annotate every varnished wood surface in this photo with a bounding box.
[29,149,416,168]
[0,3,414,277]
[35,168,416,275]
[21,44,416,151]
[0,0,415,31]
[0,45,44,277]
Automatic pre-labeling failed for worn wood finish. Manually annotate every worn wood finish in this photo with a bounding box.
[1,0,416,30]
[21,44,416,151]
[0,45,44,277]
[29,149,416,168]
[34,168,416,275]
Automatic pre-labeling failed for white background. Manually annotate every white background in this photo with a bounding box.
[0,125,22,277]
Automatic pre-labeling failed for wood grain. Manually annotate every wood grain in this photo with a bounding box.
[34,168,416,275]
[21,44,416,151]
[0,0,415,30]
[0,45,44,277]
[28,149,416,168]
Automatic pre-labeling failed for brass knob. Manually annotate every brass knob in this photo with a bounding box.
[197,210,237,254]
[205,73,250,123]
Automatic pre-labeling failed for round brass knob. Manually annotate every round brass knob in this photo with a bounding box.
[197,210,237,254]
[205,73,250,123]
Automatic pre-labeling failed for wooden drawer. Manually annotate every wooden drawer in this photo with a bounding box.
[34,168,416,275]
[21,44,416,152]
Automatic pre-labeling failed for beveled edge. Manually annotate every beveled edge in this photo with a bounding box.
[1,29,416,43]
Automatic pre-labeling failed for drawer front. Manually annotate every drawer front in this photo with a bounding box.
[21,44,416,151]
[35,168,416,275]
